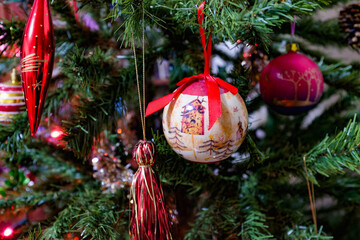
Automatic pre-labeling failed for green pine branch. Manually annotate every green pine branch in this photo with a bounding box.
[19,147,90,181]
[321,175,360,206]
[293,18,346,47]
[0,188,73,209]
[61,47,135,158]
[285,225,332,239]
[181,173,272,239]
[239,211,273,240]
[0,20,25,57]
[319,63,360,97]
[297,42,360,69]
[25,224,43,240]
[0,113,30,163]
[156,0,329,50]
[305,116,360,182]
[184,200,242,240]
[40,188,129,240]
[108,0,331,49]
[109,0,165,46]
[237,174,273,240]
[60,47,114,88]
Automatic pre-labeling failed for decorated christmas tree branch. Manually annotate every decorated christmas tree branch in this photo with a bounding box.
[61,62,135,158]
[286,225,332,239]
[230,66,252,100]
[237,175,273,240]
[181,174,273,239]
[44,76,76,119]
[0,0,118,51]
[320,63,360,97]
[26,224,43,240]
[298,95,358,146]
[109,0,165,46]
[239,211,273,240]
[297,42,360,69]
[0,20,25,56]
[293,18,346,47]
[305,116,360,182]
[60,47,114,89]
[0,187,77,209]
[51,0,78,26]
[0,113,29,162]
[156,0,329,49]
[320,175,360,205]
[52,0,111,48]
[40,188,129,240]
[183,200,243,239]
[21,146,91,180]
[0,114,90,180]
[108,0,331,49]
[0,59,19,75]
[58,47,119,157]
[52,0,124,50]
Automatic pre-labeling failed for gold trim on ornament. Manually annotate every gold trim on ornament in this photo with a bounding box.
[21,53,48,73]
[0,99,25,103]
[0,113,23,117]
[0,92,24,97]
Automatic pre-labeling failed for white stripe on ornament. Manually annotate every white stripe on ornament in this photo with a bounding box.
[0,83,22,87]
[0,96,25,100]
[0,103,25,106]
[0,111,24,114]
[0,92,24,95]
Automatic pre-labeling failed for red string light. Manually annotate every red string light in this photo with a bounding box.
[3,227,14,237]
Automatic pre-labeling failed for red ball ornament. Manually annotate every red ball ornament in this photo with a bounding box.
[20,0,55,136]
[259,43,323,115]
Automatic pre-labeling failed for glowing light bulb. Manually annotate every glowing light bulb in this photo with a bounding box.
[3,227,13,237]
[92,157,99,164]
[50,129,63,139]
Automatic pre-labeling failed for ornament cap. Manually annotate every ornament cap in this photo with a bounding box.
[10,68,17,85]
[286,43,299,52]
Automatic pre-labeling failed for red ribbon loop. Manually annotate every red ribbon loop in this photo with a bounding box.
[198,1,212,75]
[145,1,239,130]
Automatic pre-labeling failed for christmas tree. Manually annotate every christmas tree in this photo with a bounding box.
[0,0,359,239]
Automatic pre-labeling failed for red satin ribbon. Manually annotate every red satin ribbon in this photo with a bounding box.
[198,1,211,75]
[145,1,238,130]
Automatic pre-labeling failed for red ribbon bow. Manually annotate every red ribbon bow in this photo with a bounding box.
[145,1,238,130]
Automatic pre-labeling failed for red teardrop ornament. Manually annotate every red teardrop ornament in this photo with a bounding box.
[21,0,55,137]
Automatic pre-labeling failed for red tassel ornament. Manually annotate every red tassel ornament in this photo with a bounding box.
[130,140,172,240]
[20,0,55,137]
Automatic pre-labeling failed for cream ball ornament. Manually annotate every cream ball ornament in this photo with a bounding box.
[162,79,248,163]
[145,1,248,163]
